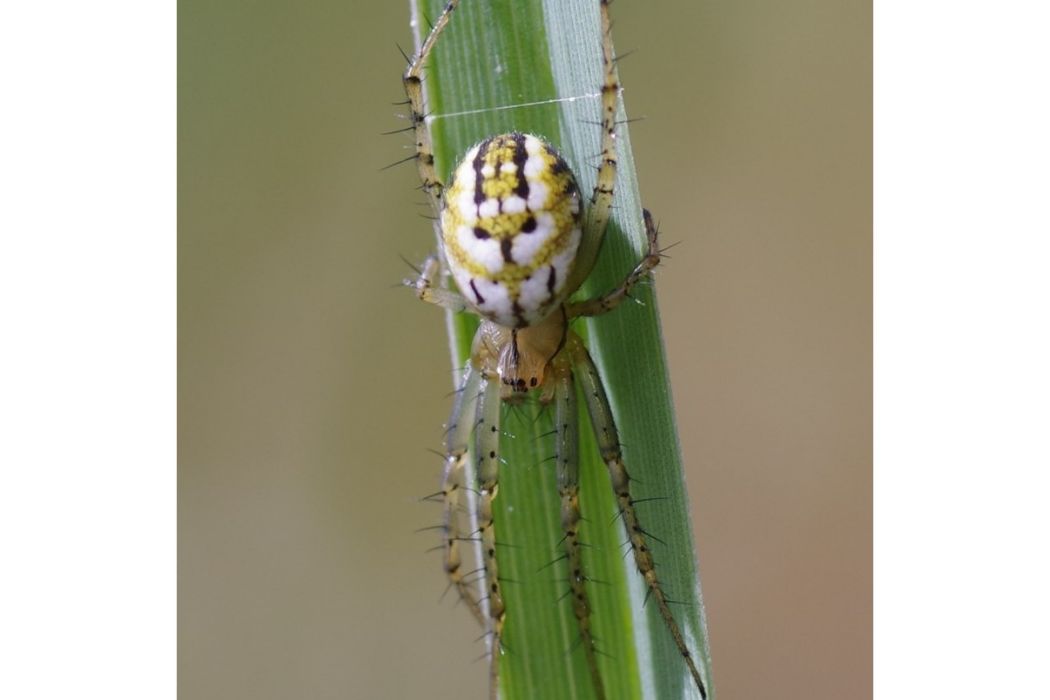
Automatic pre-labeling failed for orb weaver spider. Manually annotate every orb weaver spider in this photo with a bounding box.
[400,1,706,698]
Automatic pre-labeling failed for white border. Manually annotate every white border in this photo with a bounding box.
[876,2,1050,697]
[0,2,175,698]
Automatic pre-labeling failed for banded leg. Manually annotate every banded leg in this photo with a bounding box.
[567,209,661,319]
[475,375,506,700]
[569,335,708,699]
[405,254,471,312]
[566,0,623,296]
[554,365,606,700]
[403,0,461,205]
[589,0,621,234]
[438,364,485,626]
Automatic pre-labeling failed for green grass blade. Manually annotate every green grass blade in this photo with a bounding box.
[409,1,714,698]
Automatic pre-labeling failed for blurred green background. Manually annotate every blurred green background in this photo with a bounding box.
[179,0,871,698]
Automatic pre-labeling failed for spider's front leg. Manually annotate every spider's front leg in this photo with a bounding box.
[402,0,460,204]
[404,254,471,312]
[566,209,663,319]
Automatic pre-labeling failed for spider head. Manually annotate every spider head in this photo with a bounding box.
[473,312,567,403]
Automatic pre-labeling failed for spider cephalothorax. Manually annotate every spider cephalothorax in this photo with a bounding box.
[400,1,708,699]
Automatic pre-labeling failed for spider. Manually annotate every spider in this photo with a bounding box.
[400,1,706,698]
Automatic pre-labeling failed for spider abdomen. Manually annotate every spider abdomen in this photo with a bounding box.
[441,133,582,328]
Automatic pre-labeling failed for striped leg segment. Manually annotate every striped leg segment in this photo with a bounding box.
[567,0,625,295]
[405,254,471,312]
[554,366,606,700]
[439,364,485,626]
[588,0,621,235]
[569,336,708,699]
[567,209,662,319]
[475,375,506,700]
[403,0,461,205]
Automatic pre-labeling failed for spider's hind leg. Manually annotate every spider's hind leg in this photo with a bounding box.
[552,359,607,700]
[568,334,708,699]
[474,374,506,700]
[437,363,485,626]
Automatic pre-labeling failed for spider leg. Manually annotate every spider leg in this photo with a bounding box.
[475,374,506,700]
[567,0,622,294]
[569,334,708,699]
[403,0,460,204]
[567,209,661,319]
[589,0,620,227]
[439,363,485,626]
[405,254,471,312]
[553,362,607,700]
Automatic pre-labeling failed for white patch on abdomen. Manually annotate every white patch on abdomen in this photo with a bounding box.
[548,227,582,295]
[478,198,500,219]
[523,155,545,179]
[518,267,555,317]
[454,225,504,275]
[455,146,480,183]
[452,190,477,226]
[526,181,549,212]
[524,135,543,155]
[462,274,513,323]
[510,213,555,266]
[502,195,527,215]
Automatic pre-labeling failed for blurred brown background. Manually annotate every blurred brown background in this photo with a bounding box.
[179,0,871,698]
